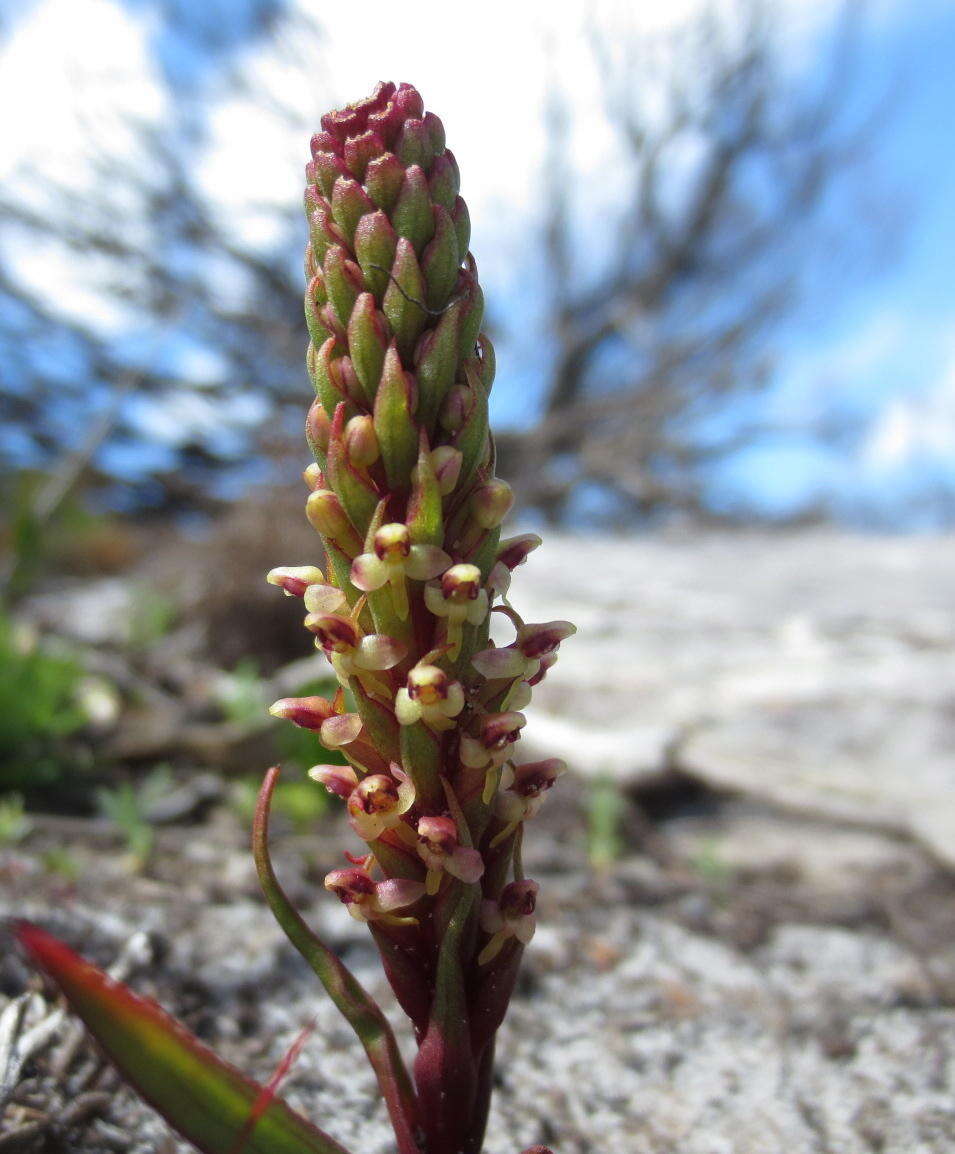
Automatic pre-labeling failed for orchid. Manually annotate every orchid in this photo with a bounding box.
[16,81,572,1154]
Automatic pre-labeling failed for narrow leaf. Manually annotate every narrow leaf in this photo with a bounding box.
[253,768,421,1154]
[413,882,477,1154]
[14,922,349,1154]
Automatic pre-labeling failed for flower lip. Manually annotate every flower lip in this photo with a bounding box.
[407,664,450,703]
[324,867,377,903]
[374,522,411,560]
[500,879,539,919]
[307,613,361,652]
[440,563,482,601]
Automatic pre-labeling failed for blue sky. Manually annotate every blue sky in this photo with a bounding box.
[1,0,953,525]
[724,0,955,522]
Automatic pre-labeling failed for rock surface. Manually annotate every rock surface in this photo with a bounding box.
[4,786,955,1154]
[519,531,955,864]
[5,529,955,1152]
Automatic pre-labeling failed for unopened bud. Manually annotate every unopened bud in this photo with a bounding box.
[306,489,359,548]
[266,566,325,597]
[345,414,379,467]
[439,383,473,433]
[472,478,513,529]
[430,446,463,495]
[303,462,325,491]
[306,400,332,456]
[269,696,335,730]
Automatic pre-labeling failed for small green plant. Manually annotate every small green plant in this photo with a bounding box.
[217,657,268,725]
[96,767,173,870]
[0,793,31,847]
[691,835,734,888]
[127,585,178,650]
[40,847,80,881]
[0,612,89,792]
[18,83,571,1154]
[586,774,624,869]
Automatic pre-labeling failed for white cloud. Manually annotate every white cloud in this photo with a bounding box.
[862,350,955,468]
[0,0,166,189]
[0,0,168,335]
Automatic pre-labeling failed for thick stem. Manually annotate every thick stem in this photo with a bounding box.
[463,1039,496,1154]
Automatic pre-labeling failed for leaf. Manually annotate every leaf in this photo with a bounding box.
[253,767,421,1154]
[413,881,477,1154]
[14,921,350,1154]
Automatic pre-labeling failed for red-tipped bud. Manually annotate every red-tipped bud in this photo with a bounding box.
[306,399,332,456]
[266,566,325,598]
[430,446,463,495]
[309,763,359,799]
[471,478,514,529]
[344,414,380,467]
[269,696,336,730]
[343,129,385,181]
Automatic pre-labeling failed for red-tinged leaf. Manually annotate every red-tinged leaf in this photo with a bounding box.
[230,1018,317,1154]
[14,922,351,1154]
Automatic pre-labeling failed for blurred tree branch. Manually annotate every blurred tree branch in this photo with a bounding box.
[0,2,322,515]
[497,0,894,523]
[0,0,896,526]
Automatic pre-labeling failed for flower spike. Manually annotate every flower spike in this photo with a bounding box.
[19,81,576,1154]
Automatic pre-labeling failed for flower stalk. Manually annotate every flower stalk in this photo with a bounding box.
[15,81,574,1154]
[270,81,575,1154]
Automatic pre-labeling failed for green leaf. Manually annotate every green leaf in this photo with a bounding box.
[14,921,350,1154]
[253,768,421,1154]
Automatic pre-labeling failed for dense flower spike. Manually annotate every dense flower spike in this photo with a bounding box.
[15,82,577,1154]
[263,82,575,1154]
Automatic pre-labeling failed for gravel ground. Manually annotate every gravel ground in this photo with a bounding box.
[3,781,955,1154]
[4,530,954,1152]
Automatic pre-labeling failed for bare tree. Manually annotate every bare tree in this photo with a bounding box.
[497,0,888,523]
[0,0,891,526]
[0,1,323,514]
